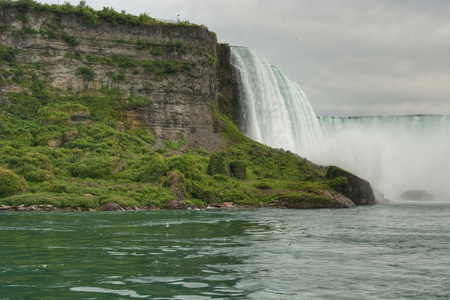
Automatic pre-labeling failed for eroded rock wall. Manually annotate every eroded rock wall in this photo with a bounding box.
[0,7,230,151]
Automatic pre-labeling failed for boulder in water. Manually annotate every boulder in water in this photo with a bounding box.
[399,190,434,201]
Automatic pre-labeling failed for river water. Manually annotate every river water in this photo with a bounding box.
[1,203,450,299]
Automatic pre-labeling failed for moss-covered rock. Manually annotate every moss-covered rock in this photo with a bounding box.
[327,166,375,205]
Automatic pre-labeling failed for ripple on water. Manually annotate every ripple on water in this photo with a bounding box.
[170,281,209,288]
[70,287,149,298]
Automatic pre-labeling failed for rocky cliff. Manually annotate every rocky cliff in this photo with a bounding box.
[0,4,235,151]
[0,2,376,210]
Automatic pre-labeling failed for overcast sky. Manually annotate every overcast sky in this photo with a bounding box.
[38,0,450,116]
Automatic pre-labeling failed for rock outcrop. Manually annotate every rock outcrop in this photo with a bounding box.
[399,190,434,201]
[0,5,233,151]
[326,166,376,205]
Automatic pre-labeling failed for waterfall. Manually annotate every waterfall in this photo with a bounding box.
[231,46,450,201]
[230,46,322,153]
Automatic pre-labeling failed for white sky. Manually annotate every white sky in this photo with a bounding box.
[37,0,450,116]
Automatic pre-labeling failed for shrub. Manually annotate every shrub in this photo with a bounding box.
[37,106,70,125]
[140,154,169,182]
[7,92,42,119]
[31,72,50,100]
[208,151,230,176]
[141,60,155,72]
[19,152,55,182]
[107,69,125,81]
[0,44,17,65]
[0,168,28,198]
[70,154,113,179]
[75,66,95,81]
[0,192,99,208]
[61,32,79,47]
[229,160,247,180]
[186,180,217,203]
[34,126,64,146]
[167,154,206,181]
[125,96,148,108]
[113,55,137,68]
[86,54,102,63]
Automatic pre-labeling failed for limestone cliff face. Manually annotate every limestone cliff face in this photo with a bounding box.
[0,6,234,151]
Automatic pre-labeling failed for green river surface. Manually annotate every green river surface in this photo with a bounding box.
[1,202,450,299]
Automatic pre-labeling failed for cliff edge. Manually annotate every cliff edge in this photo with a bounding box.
[0,2,234,151]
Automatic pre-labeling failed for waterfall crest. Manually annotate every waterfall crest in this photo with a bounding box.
[231,46,450,201]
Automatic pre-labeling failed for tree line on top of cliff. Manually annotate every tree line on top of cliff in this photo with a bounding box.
[0,0,207,29]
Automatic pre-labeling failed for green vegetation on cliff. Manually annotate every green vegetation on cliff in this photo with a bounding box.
[0,90,345,209]
[0,0,185,27]
[0,0,352,210]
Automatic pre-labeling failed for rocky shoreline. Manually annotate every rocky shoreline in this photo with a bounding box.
[0,198,355,212]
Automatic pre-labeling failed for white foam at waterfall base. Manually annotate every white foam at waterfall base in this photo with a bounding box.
[231,46,450,201]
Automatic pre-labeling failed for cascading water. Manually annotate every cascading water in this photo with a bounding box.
[231,46,450,201]
[230,46,322,152]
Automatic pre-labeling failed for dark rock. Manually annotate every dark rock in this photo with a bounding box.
[165,200,187,210]
[327,166,376,205]
[167,171,187,201]
[100,202,125,211]
[399,190,434,201]
[275,191,354,209]
[70,112,89,123]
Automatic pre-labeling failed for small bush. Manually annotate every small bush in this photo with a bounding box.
[61,32,79,47]
[208,151,230,176]
[113,55,137,68]
[229,160,247,180]
[86,54,103,63]
[19,152,55,182]
[37,106,70,125]
[0,44,17,65]
[76,66,95,81]
[70,155,113,179]
[140,154,169,182]
[0,168,28,198]
[0,193,99,208]
[7,92,42,119]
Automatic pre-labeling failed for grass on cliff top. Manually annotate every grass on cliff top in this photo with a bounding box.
[0,0,208,29]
